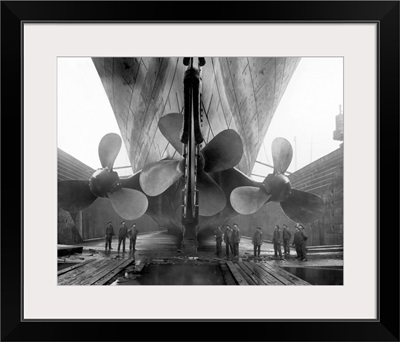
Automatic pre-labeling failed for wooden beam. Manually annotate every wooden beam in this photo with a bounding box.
[234,263,256,285]
[260,262,310,285]
[92,259,135,286]
[57,260,94,276]
[236,262,264,285]
[243,262,283,285]
[81,260,123,285]
[219,262,236,285]
[226,261,249,285]
[58,259,106,285]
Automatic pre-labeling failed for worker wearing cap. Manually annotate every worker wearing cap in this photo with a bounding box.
[215,225,223,257]
[252,227,263,258]
[127,223,139,252]
[224,225,233,258]
[104,221,115,251]
[282,224,292,256]
[298,224,308,261]
[272,225,284,260]
[117,221,128,253]
[232,223,241,257]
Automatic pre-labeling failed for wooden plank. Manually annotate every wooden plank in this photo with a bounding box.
[58,259,106,285]
[93,258,134,286]
[261,262,310,286]
[57,260,94,276]
[237,262,265,285]
[80,260,123,285]
[72,259,121,285]
[243,262,283,285]
[234,263,256,285]
[226,261,249,286]
[219,262,236,285]
[85,259,133,286]
[61,259,115,286]
[256,263,294,285]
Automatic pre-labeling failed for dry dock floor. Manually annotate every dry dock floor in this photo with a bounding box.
[58,231,343,286]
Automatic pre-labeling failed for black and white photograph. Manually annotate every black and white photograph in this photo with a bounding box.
[57,56,343,286]
[2,0,395,338]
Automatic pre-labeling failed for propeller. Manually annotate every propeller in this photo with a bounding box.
[98,133,122,170]
[201,129,243,173]
[139,160,183,197]
[230,186,271,215]
[271,137,293,174]
[139,113,244,216]
[158,113,184,154]
[58,133,148,220]
[280,189,324,224]
[108,188,148,220]
[58,180,97,212]
[230,137,324,224]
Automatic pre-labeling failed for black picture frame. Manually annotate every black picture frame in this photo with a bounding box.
[1,1,398,341]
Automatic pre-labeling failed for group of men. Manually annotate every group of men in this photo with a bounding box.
[270,224,308,261]
[215,224,241,258]
[216,223,309,261]
[104,221,139,253]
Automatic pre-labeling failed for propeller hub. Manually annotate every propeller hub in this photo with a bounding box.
[89,168,120,198]
[263,173,291,202]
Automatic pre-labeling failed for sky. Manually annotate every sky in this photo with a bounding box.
[252,57,343,179]
[57,57,343,179]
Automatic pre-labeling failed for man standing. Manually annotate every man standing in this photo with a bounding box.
[223,225,233,258]
[272,225,283,260]
[104,221,114,251]
[232,223,241,257]
[292,225,304,260]
[215,225,223,257]
[252,227,263,258]
[282,224,292,256]
[127,223,139,252]
[299,224,308,261]
[117,221,128,253]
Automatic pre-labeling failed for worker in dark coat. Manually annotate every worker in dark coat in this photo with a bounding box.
[282,224,292,256]
[298,224,308,261]
[223,225,233,258]
[272,225,283,260]
[117,221,128,253]
[215,226,223,256]
[127,223,139,252]
[232,223,241,257]
[292,225,305,260]
[252,227,263,258]
[104,221,114,251]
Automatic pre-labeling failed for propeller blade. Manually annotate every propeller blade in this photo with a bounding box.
[98,133,122,170]
[108,188,148,220]
[139,160,183,196]
[230,186,271,215]
[197,169,226,216]
[202,129,243,173]
[271,137,293,174]
[158,113,184,155]
[280,189,324,224]
[58,180,97,212]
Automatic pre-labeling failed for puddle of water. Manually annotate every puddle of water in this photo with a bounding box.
[111,264,225,285]
[282,267,343,285]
